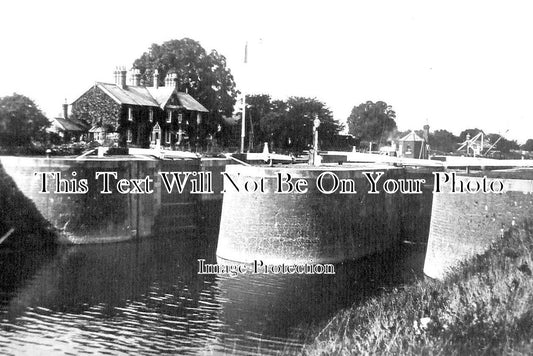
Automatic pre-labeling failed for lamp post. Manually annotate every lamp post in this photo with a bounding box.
[312,115,321,166]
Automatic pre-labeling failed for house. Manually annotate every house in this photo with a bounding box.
[398,131,428,159]
[70,68,209,148]
[48,102,90,143]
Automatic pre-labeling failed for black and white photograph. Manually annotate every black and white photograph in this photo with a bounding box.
[1,1,532,355]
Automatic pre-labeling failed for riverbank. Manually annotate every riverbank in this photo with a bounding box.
[304,224,533,355]
[0,160,56,250]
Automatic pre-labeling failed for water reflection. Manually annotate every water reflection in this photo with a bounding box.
[214,244,425,355]
[0,228,425,355]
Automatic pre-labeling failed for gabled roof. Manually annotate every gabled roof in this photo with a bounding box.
[399,131,425,142]
[97,82,159,107]
[176,92,208,112]
[146,87,175,109]
[89,125,106,133]
[145,87,208,112]
[52,117,90,132]
[74,82,208,112]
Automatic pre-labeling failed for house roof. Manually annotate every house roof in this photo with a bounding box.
[176,92,208,112]
[146,87,175,109]
[399,131,425,142]
[89,125,106,133]
[97,83,160,107]
[77,82,209,112]
[52,117,90,132]
[145,87,208,112]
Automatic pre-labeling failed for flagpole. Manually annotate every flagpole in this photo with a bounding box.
[240,41,248,153]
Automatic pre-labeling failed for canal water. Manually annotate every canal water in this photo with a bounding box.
[0,225,426,355]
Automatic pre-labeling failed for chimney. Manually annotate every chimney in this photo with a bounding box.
[62,99,68,120]
[171,73,178,88]
[153,69,159,89]
[131,68,141,86]
[164,72,178,88]
[120,67,127,88]
[115,66,127,88]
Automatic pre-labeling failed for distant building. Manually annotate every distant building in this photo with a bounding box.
[48,103,90,143]
[70,68,208,148]
[398,131,428,159]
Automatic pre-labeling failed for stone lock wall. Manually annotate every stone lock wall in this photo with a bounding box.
[0,156,204,245]
[151,159,201,237]
[424,174,533,279]
[399,168,436,243]
[216,165,406,264]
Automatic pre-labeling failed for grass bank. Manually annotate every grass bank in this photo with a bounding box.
[305,225,533,355]
[0,161,57,250]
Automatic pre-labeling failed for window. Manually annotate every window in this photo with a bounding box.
[128,107,133,121]
[149,109,154,122]
[166,111,172,123]
[165,130,171,144]
[127,129,132,143]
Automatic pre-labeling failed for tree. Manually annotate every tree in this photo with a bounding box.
[522,139,533,152]
[486,133,519,153]
[458,128,483,142]
[347,101,396,145]
[245,94,274,150]
[429,129,460,153]
[0,93,49,147]
[133,38,239,136]
[260,97,343,152]
[260,99,287,151]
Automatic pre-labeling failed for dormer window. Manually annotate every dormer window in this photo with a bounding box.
[166,111,172,123]
[128,107,133,122]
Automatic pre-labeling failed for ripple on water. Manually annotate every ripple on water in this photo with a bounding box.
[0,235,425,355]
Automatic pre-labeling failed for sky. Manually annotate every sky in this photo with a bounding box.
[1,0,532,143]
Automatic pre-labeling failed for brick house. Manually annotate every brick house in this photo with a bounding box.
[70,68,208,148]
[398,131,428,159]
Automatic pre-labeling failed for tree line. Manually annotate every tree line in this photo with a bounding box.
[239,95,343,152]
[0,38,531,154]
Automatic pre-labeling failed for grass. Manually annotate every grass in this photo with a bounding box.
[304,223,533,355]
[0,162,57,250]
